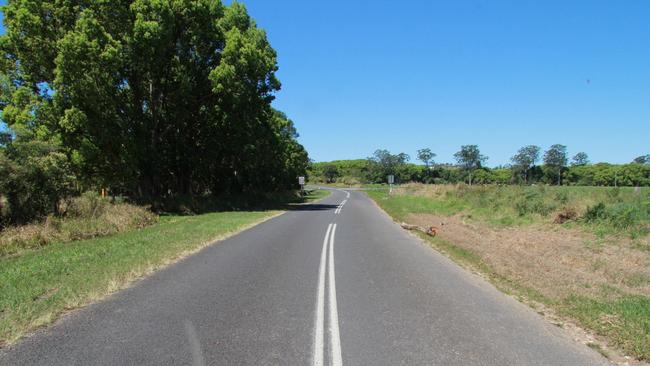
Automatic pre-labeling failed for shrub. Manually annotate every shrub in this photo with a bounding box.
[0,194,157,256]
[515,189,554,216]
[583,201,648,231]
[584,203,608,222]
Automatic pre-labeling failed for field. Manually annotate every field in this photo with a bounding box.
[367,184,650,362]
[0,189,330,347]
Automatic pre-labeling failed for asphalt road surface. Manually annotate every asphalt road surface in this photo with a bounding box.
[0,188,609,365]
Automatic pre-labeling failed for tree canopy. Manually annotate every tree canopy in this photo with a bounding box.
[454,145,487,185]
[543,144,568,185]
[571,152,589,166]
[0,0,309,223]
[511,145,540,183]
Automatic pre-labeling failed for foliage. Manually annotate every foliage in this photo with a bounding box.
[633,155,650,165]
[0,0,309,225]
[572,152,590,166]
[511,145,540,183]
[543,144,568,185]
[322,164,340,183]
[0,193,158,256]
[416,148,435,167]
[367,149,411,183]
[453,145,487,185]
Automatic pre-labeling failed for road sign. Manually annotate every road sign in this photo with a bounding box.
[298,176,305,185]
[387,175,395,194]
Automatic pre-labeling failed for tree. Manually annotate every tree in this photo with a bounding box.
[322,165,339,183]
[510,145,540,184]
[571,152,589,166]
[0,0,308,205]
[454,145,487,185]
[633,155,650,165]
[417,148,436,168]
[368,149,410,183]
[417,148,436,182]
[543,144,568,185]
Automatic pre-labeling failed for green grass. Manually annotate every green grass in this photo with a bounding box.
[368,184,650,236]
[0,189,330,346]
[0,211,276,345]
[561,295,650,360]
[303,187,331,201]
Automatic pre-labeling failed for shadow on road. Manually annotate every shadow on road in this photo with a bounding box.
[283,203,339,212]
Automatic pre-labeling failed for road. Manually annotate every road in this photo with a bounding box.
[0,188,608,365]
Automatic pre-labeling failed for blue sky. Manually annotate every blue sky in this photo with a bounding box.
[2,1,649,165]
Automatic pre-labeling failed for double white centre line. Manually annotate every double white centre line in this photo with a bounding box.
[314,223,343,366]
[334,200,347,215]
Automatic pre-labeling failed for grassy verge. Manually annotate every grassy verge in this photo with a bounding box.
[1,193,158,257]
[366,185,650,361]
[0,189,330,347]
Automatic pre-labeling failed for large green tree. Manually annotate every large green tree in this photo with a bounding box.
[1,0,308,203]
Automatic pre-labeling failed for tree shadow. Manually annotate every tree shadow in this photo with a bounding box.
[153,190,336,215]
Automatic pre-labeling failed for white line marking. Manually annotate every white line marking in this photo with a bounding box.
[314,224,332,366]
[334,200,347,215]
[328,224,343,366]
[184,320,206,366]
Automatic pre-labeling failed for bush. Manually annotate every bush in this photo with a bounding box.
[584,203,608,222]
[583,201,648,231]
[0,193,157,256]
[0,141,75,225]
[514,189,554,216]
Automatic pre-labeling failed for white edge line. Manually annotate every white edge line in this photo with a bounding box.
[328,224,343,366]
[314,223,332,366]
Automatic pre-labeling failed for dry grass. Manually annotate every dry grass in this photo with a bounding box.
[405,212,650,300]
[0,194,157,257]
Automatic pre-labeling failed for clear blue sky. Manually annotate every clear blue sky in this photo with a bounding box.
[2,1,649,166]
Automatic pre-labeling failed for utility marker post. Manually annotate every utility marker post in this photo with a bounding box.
[387,175,395,195]
[298,176,305,194]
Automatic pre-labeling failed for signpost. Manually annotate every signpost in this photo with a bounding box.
[387,175,394,194]
[298,176,305,193]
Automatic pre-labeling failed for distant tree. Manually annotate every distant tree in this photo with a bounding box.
[571,152,589,166]
[632,154,650,165]
[510,145,540,184]
[454,145,487,185]
[417,148,436,168]
[417,148,436,182]
[543,144,568,185]
[322,164,339,183]
[368,149,410,182]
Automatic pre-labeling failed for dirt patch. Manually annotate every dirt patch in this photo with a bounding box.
[406,212,650,366]
[406,213,650,300]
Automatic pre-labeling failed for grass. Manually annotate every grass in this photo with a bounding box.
[1,193,158,257]
[366,184,650,361]
[370,183,650,236]
[562,295,650,360]
[0,188,330,347]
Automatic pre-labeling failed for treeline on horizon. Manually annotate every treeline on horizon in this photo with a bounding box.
[310,145,650,187]
[0,0,309,226]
